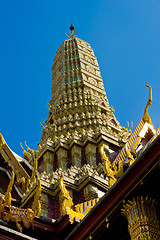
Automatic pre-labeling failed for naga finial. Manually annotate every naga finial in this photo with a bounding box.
[124,142,135,167]
[24,141,36,157]
[20,142,26,154]
[126,122,129,130]
[24,141,29,151]
[40,122,44,129]
[20,141,35,163]
[100,145,124,188]
[143,83,152,124]
[59,177,73,215]
[129,122,133,131]
[100,145,109,161]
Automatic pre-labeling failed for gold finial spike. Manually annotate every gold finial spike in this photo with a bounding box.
[129,121,133,131]
[125,121,129,130]
[65,24,78,39]
[0,133,5,150]
[143,83,152,124]
[70,24,75,36]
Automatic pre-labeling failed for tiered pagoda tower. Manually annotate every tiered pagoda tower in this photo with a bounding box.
[35,26,130,218]
[1,26,160,240]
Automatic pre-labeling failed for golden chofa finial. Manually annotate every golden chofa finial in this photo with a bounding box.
[0,133,5,150]
[142,83,152,124]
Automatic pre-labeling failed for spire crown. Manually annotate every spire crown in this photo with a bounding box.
[66,24,78,38]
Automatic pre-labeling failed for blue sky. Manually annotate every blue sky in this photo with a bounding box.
[0,0,160,156]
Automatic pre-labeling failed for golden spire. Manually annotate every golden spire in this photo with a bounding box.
[142,83,152,124]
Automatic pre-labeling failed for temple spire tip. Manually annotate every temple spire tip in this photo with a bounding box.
[65,24,77,38]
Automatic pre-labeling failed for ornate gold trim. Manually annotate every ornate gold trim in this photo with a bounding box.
[0,133,5,150]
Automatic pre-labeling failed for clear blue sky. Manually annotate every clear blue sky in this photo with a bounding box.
[0,0,160,156]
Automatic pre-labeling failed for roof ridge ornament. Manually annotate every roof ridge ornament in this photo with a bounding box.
[65,24,78,39]
[142,83,152,124]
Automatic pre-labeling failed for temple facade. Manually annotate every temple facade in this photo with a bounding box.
[0,26,160,239]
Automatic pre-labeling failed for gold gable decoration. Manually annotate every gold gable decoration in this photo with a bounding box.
[0,176,41,232]
[0,133,41,232]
